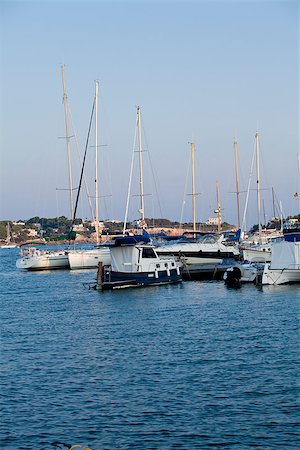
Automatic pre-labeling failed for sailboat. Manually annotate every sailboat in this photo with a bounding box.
[16,65,73,270]
[0,222,18,249]
[68,80,111,269]
[156,142,240,265]
[241,132,282,263]
[97,106,182,290]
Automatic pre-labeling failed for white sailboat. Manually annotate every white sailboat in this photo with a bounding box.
[16,247,69,270]
[68,80,111,270]
[0,222,18,249]
[240,132,283,262]
[16,65,73,270]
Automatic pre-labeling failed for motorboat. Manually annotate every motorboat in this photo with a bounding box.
[98,234,182,290]
[155,234,240,266]
[224,261,263,287]
[262,233,300,285]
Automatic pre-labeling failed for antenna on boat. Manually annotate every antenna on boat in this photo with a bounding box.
[61,64,74,219]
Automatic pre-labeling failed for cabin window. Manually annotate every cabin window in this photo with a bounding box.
[142,248,156,259]
[156,264,160,268]
[164,263,168,268]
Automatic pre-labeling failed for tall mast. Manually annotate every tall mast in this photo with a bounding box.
[263,199,267,227]
[191,142,196,231]
[6,222,10,243]
[216,179,221,232]
[234,140,241,229]
[95,80,99,244]
[137,106,145,222]
[298,154,300,214]
[61,64,74,219]
[272,187,276,219]
[255,132,262,243]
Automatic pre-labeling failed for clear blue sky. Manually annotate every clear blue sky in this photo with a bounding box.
[1,0,299,227]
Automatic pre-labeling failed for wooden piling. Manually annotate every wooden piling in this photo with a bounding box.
[96,261,103,288]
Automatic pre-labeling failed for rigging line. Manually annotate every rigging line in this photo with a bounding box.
[123,115,138,234]
[71,97,95,230]
[146,151,164,218]
[106,149,113,220]
[140,113,164,219]
[272,188,282,219]
[68,103,95,222]
[180,151,192,227]
[241,143,256,233]
[258,135,272,221]
[55,188,60,229]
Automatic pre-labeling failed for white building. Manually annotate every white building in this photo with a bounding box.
[72,224,87,232]
[206,217,219,226]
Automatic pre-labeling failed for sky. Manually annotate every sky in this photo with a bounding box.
[0,0,299,228]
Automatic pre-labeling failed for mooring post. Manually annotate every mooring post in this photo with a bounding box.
[96,261,103,288]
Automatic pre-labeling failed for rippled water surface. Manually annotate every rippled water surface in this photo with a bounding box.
[1,248,299,449]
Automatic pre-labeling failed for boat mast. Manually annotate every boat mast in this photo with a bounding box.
[137,106,145,223]
[255,132,262,243]
[298,153,300,214]
[95,80,100,244]
[234,140,241,229]
[216,180,221,232]
[272,187,276,219]
[191,142,196,231]
[6,222,10,243]
[61,64,74,219]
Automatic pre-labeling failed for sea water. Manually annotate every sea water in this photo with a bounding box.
[1,248,299,449]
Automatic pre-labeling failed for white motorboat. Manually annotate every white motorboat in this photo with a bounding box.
[156,234,240,265]
[262,239,300,285]
[224,261,264,287]
[242,242,272,263]
[16,247,69,270]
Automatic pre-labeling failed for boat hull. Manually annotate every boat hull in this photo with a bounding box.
[16,252,69,270]
[156,246,239,266]
[242,248,271,263]
[100,268,182,290]
[68,247,111,269]
[262,264,300,285]
[0,244,18,249]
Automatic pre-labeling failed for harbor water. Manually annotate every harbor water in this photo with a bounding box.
[1,248,299,449]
